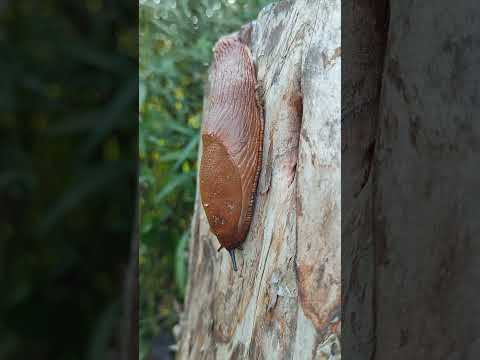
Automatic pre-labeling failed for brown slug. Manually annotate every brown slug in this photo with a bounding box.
[199,35,263,272]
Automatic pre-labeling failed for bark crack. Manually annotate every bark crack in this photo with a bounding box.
[370,0,391,358]
[251,225,274,333]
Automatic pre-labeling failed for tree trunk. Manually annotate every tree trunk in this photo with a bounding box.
[177,0,479,359]
[178,0,340,359]
[343,0,480,359]
[341,0,388,359]
[373,1,480,359]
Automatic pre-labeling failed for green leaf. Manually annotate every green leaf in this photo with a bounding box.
[140,81,147,109]
[173,134,199,171]
[38,163,131,235]
[153,172,194,204]
[158,134,198,164]
[86,301,121,360]
[81,76,137,156]
[46,113,99,135]
[175,231,189,298]
[0,171,25,189]
[163,119,196,136]
[62,36,132,74]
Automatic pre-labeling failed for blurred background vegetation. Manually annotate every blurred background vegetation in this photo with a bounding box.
[0,1,137,359]
[139,0,271,358]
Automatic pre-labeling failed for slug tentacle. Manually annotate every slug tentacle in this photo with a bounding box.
[199,36,263,273]
[228,249,238,272]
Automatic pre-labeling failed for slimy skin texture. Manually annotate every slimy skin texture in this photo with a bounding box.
[199,36,263,272]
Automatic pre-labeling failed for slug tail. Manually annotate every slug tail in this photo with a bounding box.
[228,249,238,272]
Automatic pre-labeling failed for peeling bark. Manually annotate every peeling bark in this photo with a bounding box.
[178,0,340,358]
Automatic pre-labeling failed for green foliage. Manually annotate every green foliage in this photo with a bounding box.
[0,1,137,359]
[139,0,271,357]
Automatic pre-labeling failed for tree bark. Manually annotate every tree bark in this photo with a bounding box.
[341,0,388,359]
[373,1,480,359]
[178,0,340,359]
[178,1,480,359]
[344,0,480,359]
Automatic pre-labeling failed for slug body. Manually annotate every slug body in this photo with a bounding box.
[199,36,263,272]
